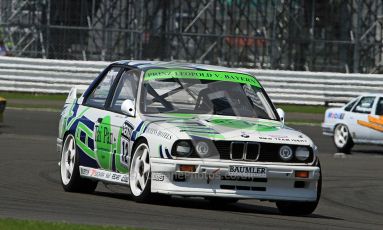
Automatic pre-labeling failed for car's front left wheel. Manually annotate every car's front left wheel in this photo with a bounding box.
[129,140,152,202]
[60,134,97,193]
[276,160,322,216]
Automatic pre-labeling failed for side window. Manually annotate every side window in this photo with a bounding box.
[85,67,121,108]
[376,98,383,115]
[353,96,375,114]
[110,69,140,112]
[344,98,357,112]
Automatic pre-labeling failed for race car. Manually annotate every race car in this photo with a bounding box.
[57,61,321,215]
[322,94,383,153]
[0,96,6,123]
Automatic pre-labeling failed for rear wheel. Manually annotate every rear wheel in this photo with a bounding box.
[333,124,354,154]
[60,134,97,193]
[129,140,152,202]
[276,160,322,216]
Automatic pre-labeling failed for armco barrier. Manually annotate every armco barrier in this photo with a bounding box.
[1,56,382,105]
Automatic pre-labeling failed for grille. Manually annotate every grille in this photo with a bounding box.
[213,141,313,163]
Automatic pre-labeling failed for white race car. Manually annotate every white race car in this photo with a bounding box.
[322,94,383,153]
[57,61,321,215]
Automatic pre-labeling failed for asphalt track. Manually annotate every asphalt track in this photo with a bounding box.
[0,109,383,229]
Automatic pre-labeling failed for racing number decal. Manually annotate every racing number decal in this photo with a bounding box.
[120,121,134,167]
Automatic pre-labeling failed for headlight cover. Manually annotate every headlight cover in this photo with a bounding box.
[295,146,310,161]
[279,145,293,161]
[195,141,209,157]
[173,140,193,157]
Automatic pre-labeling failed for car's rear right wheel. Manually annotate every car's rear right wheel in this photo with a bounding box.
[60,134,97,193]
[333,124,353,154]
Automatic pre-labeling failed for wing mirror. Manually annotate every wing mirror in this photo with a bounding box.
[121,99,135,117]
[276,108,285,124]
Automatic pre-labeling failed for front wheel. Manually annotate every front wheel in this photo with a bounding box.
[129,141,152,202]
[276,160,322,216]
[333,124,353,154]
[60,134,97,193]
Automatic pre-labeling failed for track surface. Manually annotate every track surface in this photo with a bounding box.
[0,109,383,229]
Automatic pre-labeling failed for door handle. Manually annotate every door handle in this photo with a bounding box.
[97,118,103,123]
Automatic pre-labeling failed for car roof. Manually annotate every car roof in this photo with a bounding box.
[355,94,383,97]
[113,60,249,74]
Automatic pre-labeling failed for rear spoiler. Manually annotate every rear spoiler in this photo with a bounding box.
[65,85,88,104]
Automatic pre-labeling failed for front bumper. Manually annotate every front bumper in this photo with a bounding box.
[322,122,335,136]
[151,158,320,201]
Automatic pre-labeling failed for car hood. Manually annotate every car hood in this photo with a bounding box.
[141,114,313,146]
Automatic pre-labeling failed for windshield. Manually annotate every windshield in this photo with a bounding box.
[140,69,277,120]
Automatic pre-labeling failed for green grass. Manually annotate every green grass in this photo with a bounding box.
[0,92,67,101]
[0,218,140,230]
[275,104,326,114]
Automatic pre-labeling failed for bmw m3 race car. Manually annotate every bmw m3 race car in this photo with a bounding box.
[57,61,321,215]
[322,94,383,153]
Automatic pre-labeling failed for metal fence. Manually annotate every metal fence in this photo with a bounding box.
[1,56,382,105]
[1,0,383,73]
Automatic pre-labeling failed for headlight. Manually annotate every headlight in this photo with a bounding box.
[195,141,209,157]
[174,141,193,157]
[279,145,293,161]
[295,146,310,161]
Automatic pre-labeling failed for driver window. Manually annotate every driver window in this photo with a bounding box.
[353,96,375,114]
[376,98,383,115]
[85,67,121,108]
[110,69,140,113]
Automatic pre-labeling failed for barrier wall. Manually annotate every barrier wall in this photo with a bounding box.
[1,56,382,105]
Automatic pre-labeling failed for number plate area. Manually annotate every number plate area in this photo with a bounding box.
[228,165,267,178]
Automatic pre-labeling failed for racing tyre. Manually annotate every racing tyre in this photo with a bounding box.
[333,124,354,154]
[60,134,97,193]
[129,140,153,202]
[276,160,322,216]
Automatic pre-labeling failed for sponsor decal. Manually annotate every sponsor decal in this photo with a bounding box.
[80,167,90,176]
[327,112,345,120]
[228,165,267,178]
[210,118,278,132]
[145,127,173,140]
[357,115,383,132]
[258,136,307,143]
[152,173,165,181]
[144,69,261,88]
[80,167,129,185]
[95,116,114,170]
[121,175,129,183]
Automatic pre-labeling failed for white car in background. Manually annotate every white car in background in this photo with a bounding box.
[322,94,383,153]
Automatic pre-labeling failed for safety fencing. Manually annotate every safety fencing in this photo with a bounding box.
[1,56,382,105]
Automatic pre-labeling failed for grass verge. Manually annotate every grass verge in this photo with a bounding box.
[0,92,67,101]
[0,218,140,230]
[275,104,327,114]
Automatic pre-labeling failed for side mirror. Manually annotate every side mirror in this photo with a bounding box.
[121,99,135,116]
[276,108,285,124]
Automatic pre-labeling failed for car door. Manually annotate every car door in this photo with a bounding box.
[106,69,141,174]
[369,97,383,142]
[80,66,122,170]
[348,96,376,140]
